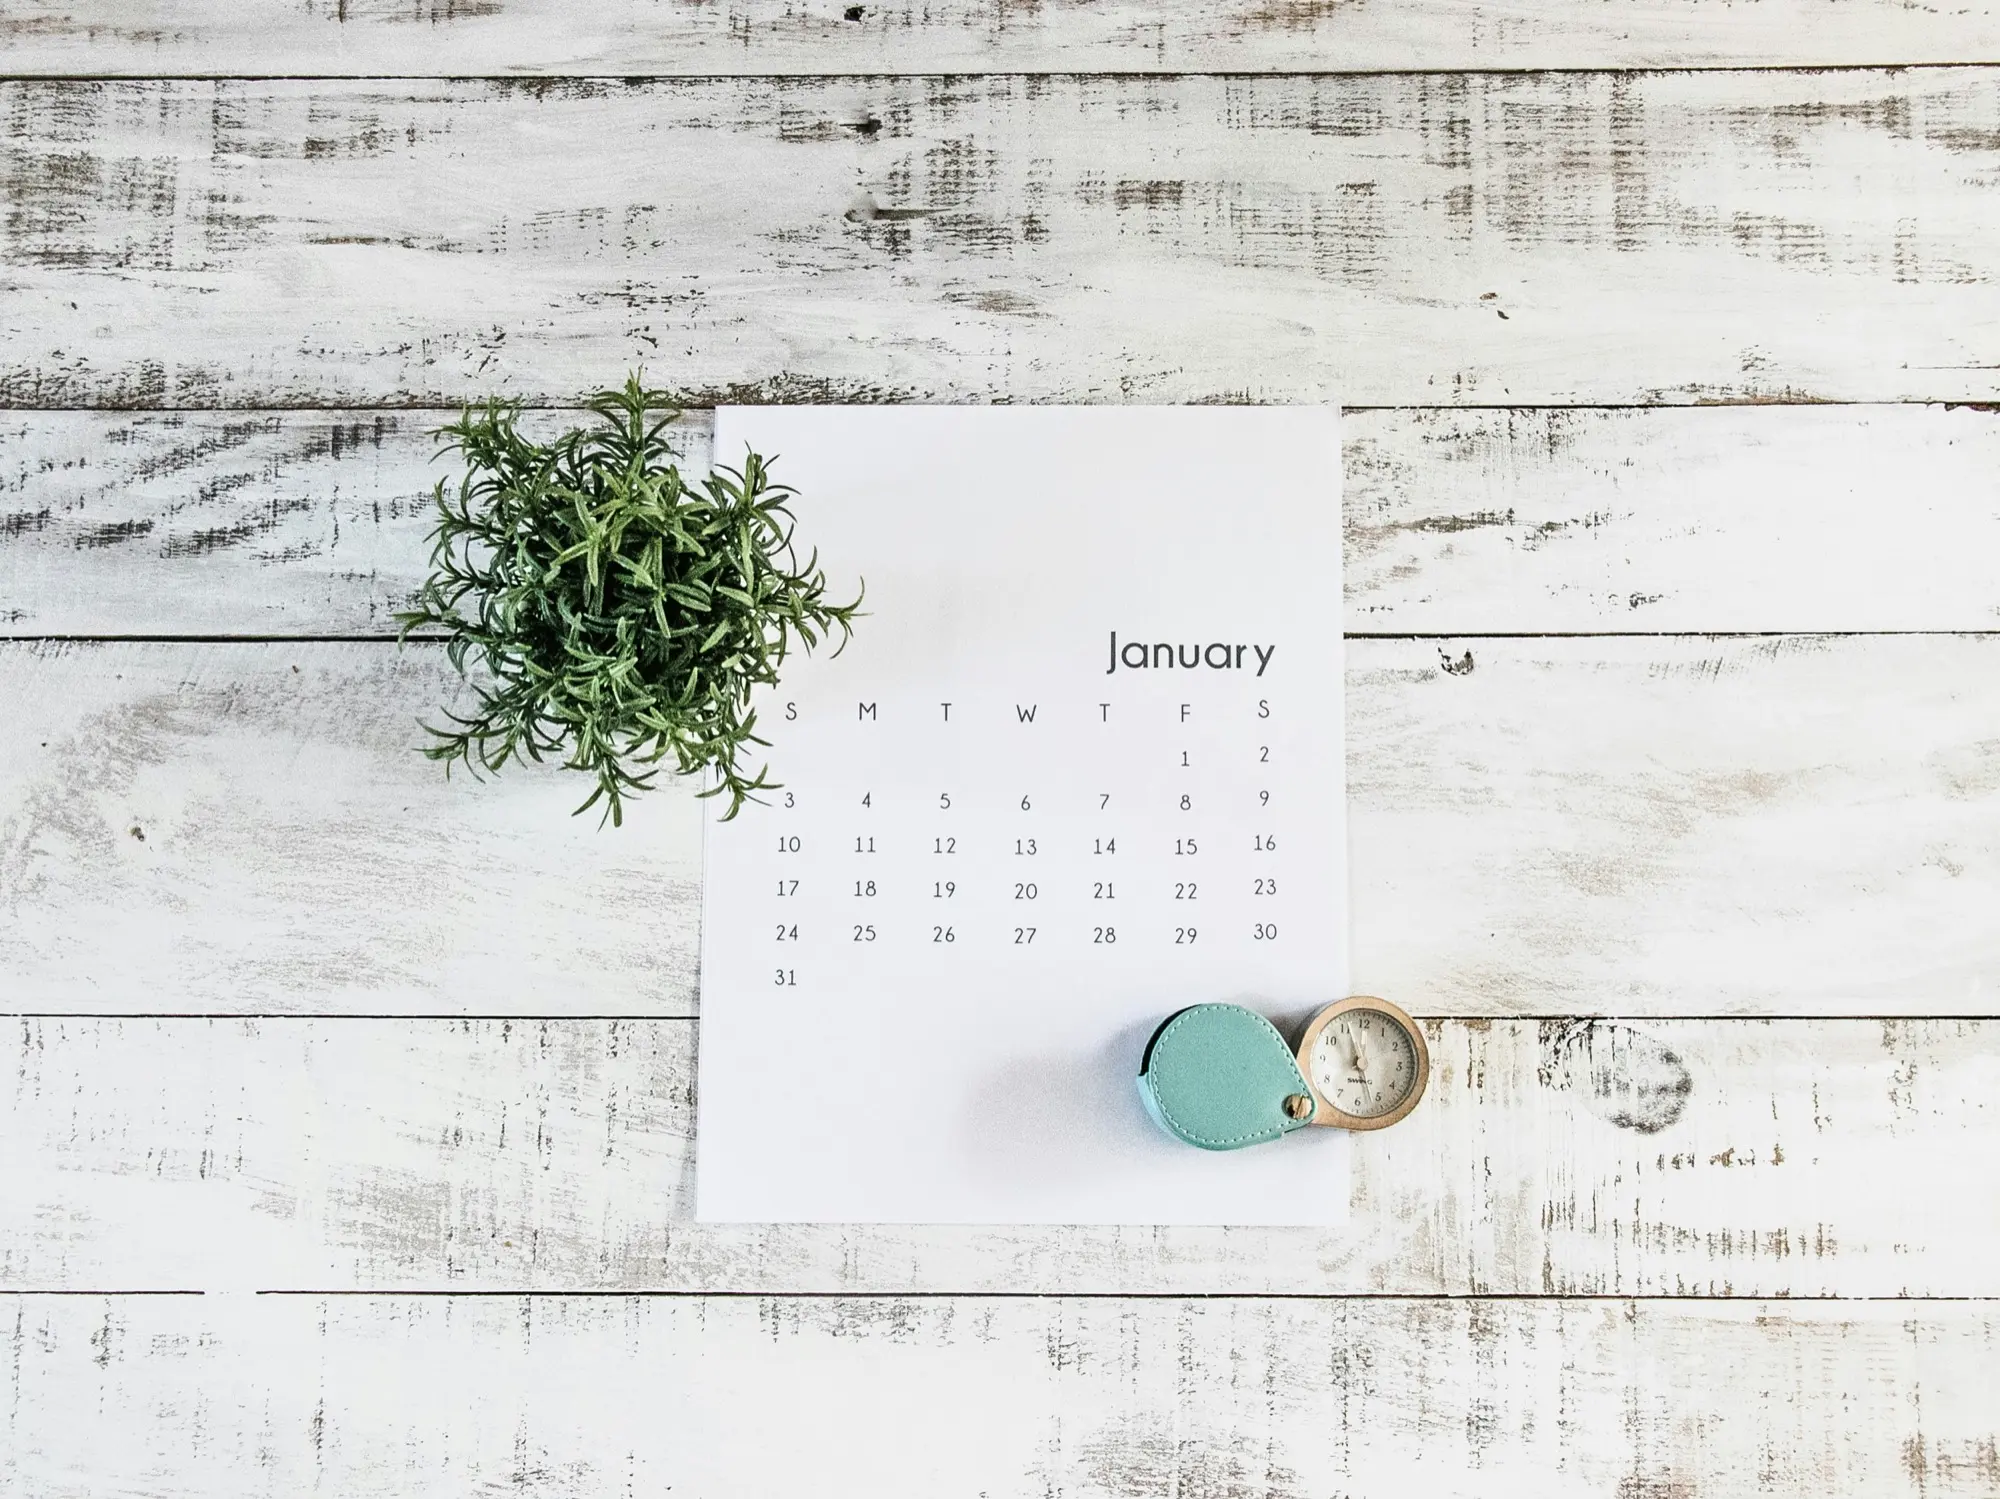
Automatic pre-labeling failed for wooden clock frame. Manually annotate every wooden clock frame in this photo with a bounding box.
[1295,995,1431,1131]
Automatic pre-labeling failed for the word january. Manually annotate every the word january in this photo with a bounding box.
[1105,631,1276,677]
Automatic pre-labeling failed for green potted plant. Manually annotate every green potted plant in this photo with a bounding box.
[397,376,862,825]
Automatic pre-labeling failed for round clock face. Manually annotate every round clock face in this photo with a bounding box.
[1308,1007,1420,1120]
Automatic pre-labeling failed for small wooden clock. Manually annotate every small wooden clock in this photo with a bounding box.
[1296,995,1430,1131]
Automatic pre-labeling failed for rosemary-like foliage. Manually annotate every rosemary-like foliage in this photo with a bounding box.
[396,377,862,825]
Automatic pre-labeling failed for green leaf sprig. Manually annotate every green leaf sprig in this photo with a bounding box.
[396,376,862,825]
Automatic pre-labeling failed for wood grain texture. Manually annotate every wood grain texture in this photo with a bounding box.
[9,1291,2000,1497]
[3,636,1995,1017]
[12,404,2000,636]
[4,1016,1998,1297]
[5,72,2000,409]
[0,409,432,634]
[1346,404,2000,632]
[10,0,2000,75]
[0,642,705,1016]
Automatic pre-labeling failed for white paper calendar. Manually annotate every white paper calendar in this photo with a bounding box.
[696,406,1348,1225]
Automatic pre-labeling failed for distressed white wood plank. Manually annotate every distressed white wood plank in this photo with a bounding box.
[0,409,434,634]
[1346,404,2000,632]
[12,404,2000,636]
[0,643,704,1016]
[1353,633,2000,1017]
[11,0,2000,74]
[2,636,1995,1016]
[3,1016,1997,1297]
[8,1292,1999,1497]
[5,72,2000,408]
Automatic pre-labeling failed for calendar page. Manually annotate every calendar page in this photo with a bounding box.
[696,407,1348,1225]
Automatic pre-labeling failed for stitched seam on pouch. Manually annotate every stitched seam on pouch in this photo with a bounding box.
[1149,1007,1284,1148]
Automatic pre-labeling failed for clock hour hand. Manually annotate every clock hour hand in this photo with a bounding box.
[1345,1032,1369,1083]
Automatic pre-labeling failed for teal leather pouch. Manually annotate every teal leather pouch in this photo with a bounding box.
[1137,1003,1317,1150]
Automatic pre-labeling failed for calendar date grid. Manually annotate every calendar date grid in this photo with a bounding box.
[758,709,1312,980]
